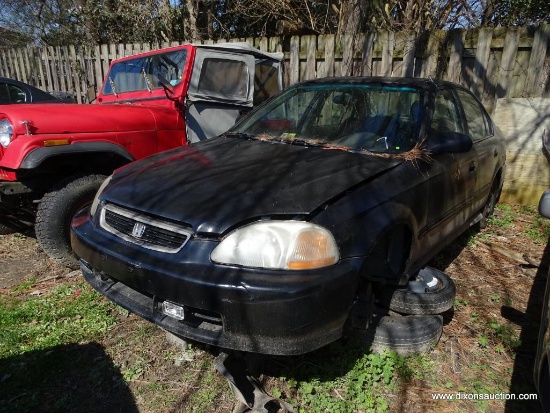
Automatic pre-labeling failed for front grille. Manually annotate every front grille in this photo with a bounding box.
[100,203,192,253]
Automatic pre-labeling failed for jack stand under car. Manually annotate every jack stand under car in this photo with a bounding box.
[214,352,295,413]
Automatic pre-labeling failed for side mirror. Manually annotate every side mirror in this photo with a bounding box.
[538,189,550,219]
[426,131,473,154]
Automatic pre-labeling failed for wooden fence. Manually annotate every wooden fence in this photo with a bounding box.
[0,26,549,204]
[0,25,549,109]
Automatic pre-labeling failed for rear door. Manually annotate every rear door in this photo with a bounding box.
[454,88,499,212]
[423,87,477,247]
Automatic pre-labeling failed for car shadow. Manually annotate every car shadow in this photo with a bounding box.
[424,224,548,412]
[0,342,138,413]
[503,235,549,412]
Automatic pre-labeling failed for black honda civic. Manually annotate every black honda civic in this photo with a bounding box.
[71,77,506,355]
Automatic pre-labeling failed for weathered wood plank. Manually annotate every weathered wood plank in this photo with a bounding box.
[324,34,335,78]
[94,45,103,91]
[400,32,416,77]
[290,36,300,85]
[471,28,493,98]
[525,24,550,97]
[510,49,530,97]
[446,30,465,83]
[57,46,67,92]
[340,34,354,76]
[11,49,21,81]
[380,31,395,77]
[23,48,33,84]
[101,44,110,84]
[420,31,442,78]
[15,49,25,83]
[361,32,374,76]
[62,46,73,95]
[497,28,520,98]
[305,35,316,80]
[259,37,268,52]
[35,48,46,91]
[69,45,82,103]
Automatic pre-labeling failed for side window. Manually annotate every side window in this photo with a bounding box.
[0,83,26,104]
[455,89,491,141]
[7,84,26,103]
[431,89,463,133]
[197,59,249,100]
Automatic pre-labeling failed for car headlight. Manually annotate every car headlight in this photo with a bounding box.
[211,221,339,270]
[90,175,113,217]
[0,119,14,148]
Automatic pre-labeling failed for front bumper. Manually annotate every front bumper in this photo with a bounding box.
[71,210,363,355]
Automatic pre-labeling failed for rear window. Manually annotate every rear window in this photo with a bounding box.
[455,89,492,141]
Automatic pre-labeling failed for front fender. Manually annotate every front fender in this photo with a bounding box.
[314,198,420,282]
[20,141,134,169]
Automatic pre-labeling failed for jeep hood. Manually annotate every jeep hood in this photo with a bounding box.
[0,103,178,135]
[103,136,404,235]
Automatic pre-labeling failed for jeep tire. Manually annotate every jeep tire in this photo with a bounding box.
[36,174,107,268]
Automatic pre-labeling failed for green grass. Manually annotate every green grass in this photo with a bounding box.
[271,340,419,412]
[488,213,515,228]
[526,216,550,244]
[0,282,122,413]
[0,282,118,358]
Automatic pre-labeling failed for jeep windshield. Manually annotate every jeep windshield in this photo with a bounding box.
[102,49,187,95]
[229,83,424,154]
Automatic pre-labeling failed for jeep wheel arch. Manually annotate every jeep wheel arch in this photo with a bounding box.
[20,142,134,171]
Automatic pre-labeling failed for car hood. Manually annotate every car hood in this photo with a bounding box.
[0,103,177,136]
[103,136,404,235]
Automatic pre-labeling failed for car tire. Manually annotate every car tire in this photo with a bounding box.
[376,267,456,315]
[361,312,443,356]
[478,180,501,230]
[36,174,107,268]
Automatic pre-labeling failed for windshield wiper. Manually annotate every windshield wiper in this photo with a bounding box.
[284,138,330,148]
[223,132,256,140]
[108,77,119,97]
[142,69,152,93]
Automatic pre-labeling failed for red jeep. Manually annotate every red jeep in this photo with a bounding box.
[0,42,284,266]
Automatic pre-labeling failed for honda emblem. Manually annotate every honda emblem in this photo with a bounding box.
[131,222,146,238]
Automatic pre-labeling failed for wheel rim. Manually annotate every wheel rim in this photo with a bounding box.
[407,272,442,293]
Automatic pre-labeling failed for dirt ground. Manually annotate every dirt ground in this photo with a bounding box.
[1,205,549,412]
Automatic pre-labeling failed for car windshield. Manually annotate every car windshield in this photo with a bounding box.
[103,49,187,95]
[230,83,424,154]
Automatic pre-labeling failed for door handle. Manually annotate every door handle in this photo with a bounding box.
[469,162,476,172]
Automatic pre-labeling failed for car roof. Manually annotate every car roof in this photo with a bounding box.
[295,76,461,92]
[0,76,61,101]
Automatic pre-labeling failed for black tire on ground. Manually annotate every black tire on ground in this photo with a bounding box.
[361,312,444,356]
[35,174,107,268]
[376,267,456,315]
